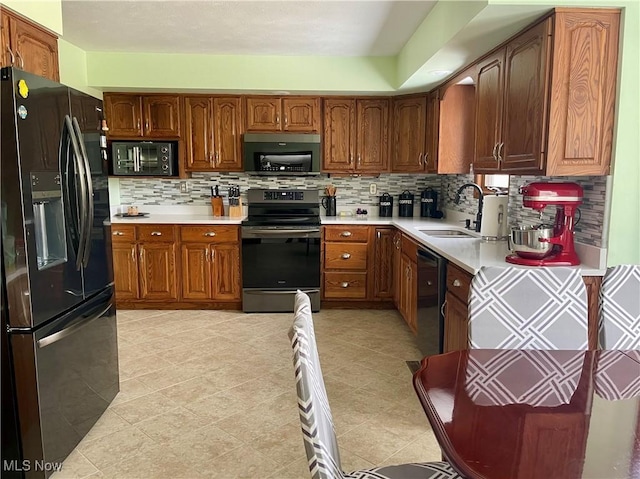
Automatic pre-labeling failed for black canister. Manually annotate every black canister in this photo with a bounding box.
[398,190,414,217]
[378,193,393,217]
[420,187,438,218]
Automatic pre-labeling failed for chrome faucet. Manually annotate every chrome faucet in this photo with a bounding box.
[454,183,484,232]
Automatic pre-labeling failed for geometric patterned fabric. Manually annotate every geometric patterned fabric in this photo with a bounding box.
[599,264,640,349]
[594,350,640,400]
[464,349,586,406]
[289,291,462,479]
[468,267,589,350]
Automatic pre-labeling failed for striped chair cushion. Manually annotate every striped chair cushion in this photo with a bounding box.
[599,264,640,349]
[594,350,640,400]
[344,462,460,478]
[468,267,588,350]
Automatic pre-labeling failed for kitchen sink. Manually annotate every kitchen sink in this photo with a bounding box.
[418,229,477,238]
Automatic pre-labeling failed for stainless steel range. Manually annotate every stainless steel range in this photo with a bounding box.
[241,189,321,312]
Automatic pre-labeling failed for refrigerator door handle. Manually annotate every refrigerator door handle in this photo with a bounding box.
[72,117,94,267]
[36,302,112,348]
[63,116,87,270]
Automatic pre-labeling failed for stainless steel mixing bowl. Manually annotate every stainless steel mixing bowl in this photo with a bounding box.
[509,225,555,259]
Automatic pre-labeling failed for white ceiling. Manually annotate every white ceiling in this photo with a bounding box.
[61,0,437,56]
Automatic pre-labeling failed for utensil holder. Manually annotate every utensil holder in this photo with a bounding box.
[229,198,243,218]
[211,197,224,217]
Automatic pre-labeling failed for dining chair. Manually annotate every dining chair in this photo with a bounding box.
[598,264,640,349]
[289,291,461,479]
[468,266,588,349]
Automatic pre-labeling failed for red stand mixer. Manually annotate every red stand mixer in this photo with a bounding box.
[506,182,583,266]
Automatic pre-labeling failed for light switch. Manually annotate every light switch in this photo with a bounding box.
[369,183,377,195]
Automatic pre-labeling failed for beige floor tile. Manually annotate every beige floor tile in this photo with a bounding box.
[340,448,377,473]
[73,410,130,442]
[158,375,222,402]
[198,445,279,479]
[251,420,306,467]
[135,406,210,442]
[223,376,288,405]
[118,353,174,381]
[109,391,177,424]
[109,378,156,405]
[182,389,250,423]
[338,420,416,465]
[133,364,201,391]
[162,424,243,472]
[77,425,157,470]
[51,450,98,479]
[267,457,312,479]
[378,432,444,466]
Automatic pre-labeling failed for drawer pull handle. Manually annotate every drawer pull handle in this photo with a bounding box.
[340,282,350,288]
[427,280,433,286]
[453,279,461,287]
[340,231,352,237]
[151,231,162,236]
[204,232,216,237]
[341,253,351,259]
[113,231,124,236]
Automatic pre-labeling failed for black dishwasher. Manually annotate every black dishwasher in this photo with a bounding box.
[416,248,448,356]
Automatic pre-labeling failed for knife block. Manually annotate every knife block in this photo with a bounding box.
[211,197,224,217]
[228,198,243,218]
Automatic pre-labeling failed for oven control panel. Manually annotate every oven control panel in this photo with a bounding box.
[263,190,305,201]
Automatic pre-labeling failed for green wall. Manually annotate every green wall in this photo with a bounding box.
[58,39,102,98]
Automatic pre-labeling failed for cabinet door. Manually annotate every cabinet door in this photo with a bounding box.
[372,228,395,299]
[8,14,59,81]
[392,97,427,172]
[399,254,417,333]
[474,51,504,171]
[322,99,355,172]
[356,99,389,172]
[138,243,178,300]
[444,291,469,352]
[184,96,214,171]
[213,97,243,170]
[212,244,241,301]
[501,19,551,173]
[245,97,281,131]
[392,232,402,309]
[112,243,139,300]
[181,243,211,300]
[1,12,10,68]
[282,97,321,132]
[105,94,143,138]
[425,91,440,173]
[143,95,180,137]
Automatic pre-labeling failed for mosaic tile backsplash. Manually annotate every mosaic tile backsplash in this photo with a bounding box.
[118,173,608,247]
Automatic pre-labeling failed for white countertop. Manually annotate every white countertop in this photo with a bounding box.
[109,206,605,276]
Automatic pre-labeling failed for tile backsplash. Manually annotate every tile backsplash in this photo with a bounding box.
[117,172,608,247]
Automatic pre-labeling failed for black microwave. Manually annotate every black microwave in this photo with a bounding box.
[243,133,321,176]
[111,141,177,176]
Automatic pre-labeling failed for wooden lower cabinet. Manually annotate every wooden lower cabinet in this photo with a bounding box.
[398,252,417,333]
[372,227,395,299]
[112,224,240,307]
[444,292,469,352]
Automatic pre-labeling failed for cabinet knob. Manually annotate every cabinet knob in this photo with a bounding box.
[7,46,15,66]
[204,232,216,237]
[424,152,429,167]
[137,119,141,131]
[492,143,499,161]
[16,50,24,69]
[275,114,280,124]
[340,282,350,288]
[113,231,124,236]
[453,279,461,287]
[284,114,288,126]
[427,280,433,286]
[151,231,162,236]
[341,253,351,259]
[145,120,149,131]
[418,152,423,165]
[340,231,352,237]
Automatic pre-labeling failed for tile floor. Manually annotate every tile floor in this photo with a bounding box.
[51,308,442,479]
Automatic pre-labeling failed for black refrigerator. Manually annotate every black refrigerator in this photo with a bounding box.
[1,67,119,478]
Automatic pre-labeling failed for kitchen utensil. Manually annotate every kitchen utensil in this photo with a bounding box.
[379,193,393,217]
[398,190,414,217]
[508,225,555,259]
[480,195,508,240]
[229,185,243,218]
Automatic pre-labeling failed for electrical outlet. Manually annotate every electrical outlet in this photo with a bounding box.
[179,181,188,193]
[369,183,377,195]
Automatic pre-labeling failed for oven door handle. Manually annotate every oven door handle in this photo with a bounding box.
[244,289,320,295]
[244,229,320,235]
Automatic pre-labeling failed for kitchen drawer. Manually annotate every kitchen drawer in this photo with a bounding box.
[180,225,238,243]
[447,263,472,303]
[324,272,367,299]
[110,225,136,242]
[137,225,176,242]
[324,225,369,243]
[401,234,419,260]
[324,243,368,270]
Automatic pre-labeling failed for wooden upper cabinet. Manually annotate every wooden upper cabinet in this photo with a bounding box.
[391,96,427,173]
[322,98,355,171]
[547,9,620,176]
[104,93,180,138]
[425,90,440,173]
[473,9,620,176]
[357,99,389,172]
[438,81,476,175]
[1,8,59,81]
[184,96,242,172]
[245,96,320,132]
